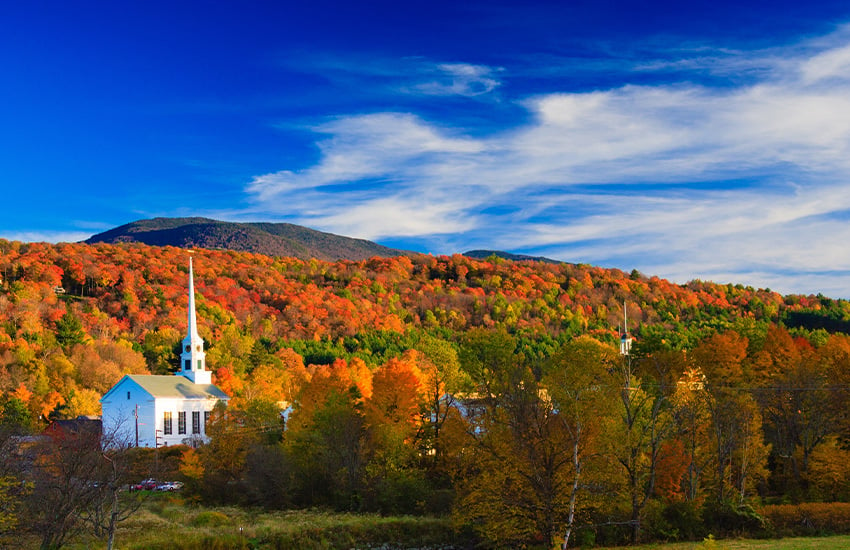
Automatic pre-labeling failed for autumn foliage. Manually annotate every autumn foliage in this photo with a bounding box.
[5,239,850,546]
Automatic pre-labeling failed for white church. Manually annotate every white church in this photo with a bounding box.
[100,258,229,447]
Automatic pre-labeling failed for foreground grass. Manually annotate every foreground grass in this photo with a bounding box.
[57,494,461,549]
[16,495,850,549]
[600,534,850,550]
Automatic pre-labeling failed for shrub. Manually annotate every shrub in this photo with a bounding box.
[192,511,230,527]
[761,502,850,537]
[363,468,432,515]
[702,501,764,537]
[643,500,706,542]
[122,510,468,550]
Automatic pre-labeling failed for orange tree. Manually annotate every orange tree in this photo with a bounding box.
[283,363,368,510]
[361,356,428,513]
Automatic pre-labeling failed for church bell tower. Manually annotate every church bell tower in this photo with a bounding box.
[179,257,211,385]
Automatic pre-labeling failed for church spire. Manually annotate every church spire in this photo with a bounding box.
[619,300,633,356]
[187,257,200,341]
[179,256,211,384]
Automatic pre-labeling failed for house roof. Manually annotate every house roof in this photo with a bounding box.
[105,374,230,401]
[48,416,103,436]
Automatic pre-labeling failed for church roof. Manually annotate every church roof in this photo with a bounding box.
[105,374,229,401]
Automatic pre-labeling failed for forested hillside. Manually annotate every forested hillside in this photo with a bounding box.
[1,239,842,386]
[4,238,850,547]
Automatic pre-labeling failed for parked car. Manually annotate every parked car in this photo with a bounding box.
[155,481,184,491]
[130,478,158,491]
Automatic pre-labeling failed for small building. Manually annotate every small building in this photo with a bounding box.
[45,415,102,443]
[100,258,229,447]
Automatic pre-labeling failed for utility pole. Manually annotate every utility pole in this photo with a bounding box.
[134,404,139,447]
[155,429,162,475]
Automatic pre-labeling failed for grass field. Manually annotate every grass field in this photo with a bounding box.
[10,494,850,549]
[600,535,850,550]
[52,493,460,549]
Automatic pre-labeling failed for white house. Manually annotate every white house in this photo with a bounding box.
[100,258,229,447]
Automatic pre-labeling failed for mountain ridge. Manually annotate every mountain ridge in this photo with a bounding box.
[86,218,575,267]
[462,249,564,264]
[85,217,414,262]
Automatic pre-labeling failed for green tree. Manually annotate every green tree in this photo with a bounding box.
[55,307,86,349]
[458,327,520,397]
[0,396,34,434]
[140,327,181,375]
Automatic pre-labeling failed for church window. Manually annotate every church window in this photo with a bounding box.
[197,359,203,370]
[184,359,191,371]
[192,411,200,434]
[178,411,186,434]
[164,411,172,435]
[204,411,210,431]
[127,391,130,400]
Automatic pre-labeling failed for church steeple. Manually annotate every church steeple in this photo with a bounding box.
[619,300,632,356]
[179,257,211,385]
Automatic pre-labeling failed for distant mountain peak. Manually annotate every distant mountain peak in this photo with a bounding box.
[463,249,565,265]
[85,217,414,262]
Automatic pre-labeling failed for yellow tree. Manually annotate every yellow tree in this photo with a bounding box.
[691,330,754,504]
[65,388,102,418]
[412,334,466,466]
[453,367,569,547]
[275,347,310,402]
[364,357,423,445]
[178,447,205,495]
[728,395,770,503]
[753,327,836,495]
[454,331,614,548]
[543,336,619,549]
[201,402,251,490]
[670,366,713,503]
[807,436,850,501]
[817,333,850,440]
[609,346,683,544]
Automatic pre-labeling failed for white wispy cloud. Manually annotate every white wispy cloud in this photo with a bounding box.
[284,55,502,99]
[0,230,93,244]
[246,26,850,296]
[410,63,502,96]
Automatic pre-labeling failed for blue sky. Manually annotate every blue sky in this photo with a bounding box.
[4,1,850,297]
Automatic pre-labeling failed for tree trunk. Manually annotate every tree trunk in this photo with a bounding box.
[106,490,119,550]
[561,425,581,550]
